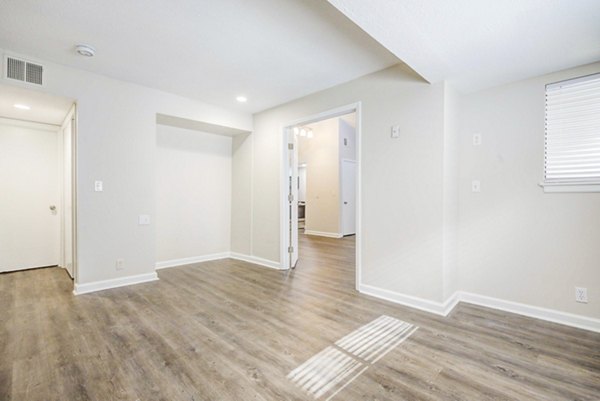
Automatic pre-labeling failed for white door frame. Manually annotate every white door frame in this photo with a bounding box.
[280,102,362,290]
[59,103,79,283]
[70,103,79,285]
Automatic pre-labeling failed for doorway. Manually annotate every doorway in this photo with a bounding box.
[0,84,77,282]
[281,103,361,289]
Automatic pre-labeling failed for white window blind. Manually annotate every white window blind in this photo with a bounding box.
[545,73,600,187]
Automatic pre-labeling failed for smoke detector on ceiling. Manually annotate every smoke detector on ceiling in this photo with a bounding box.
[75,44,96,57]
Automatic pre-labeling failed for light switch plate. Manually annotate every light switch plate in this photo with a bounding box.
[473,133,482,146]
[94,180,103,192]
[138,215,151,225]
[471,180,481,193]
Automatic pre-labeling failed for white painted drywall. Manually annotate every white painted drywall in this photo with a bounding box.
[231,133,253,256]
[240,64,448,302]
[0,47,252,286]
[156,124,232,263]
[298,166,307,202]
[458,61,600,318]
[0,119,60,271]
[442,83,460,300]
[300,117,341,235]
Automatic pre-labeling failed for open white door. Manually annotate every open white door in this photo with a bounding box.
[61,112,74,278]
[288,129,299,268]
[341,159,356,236]
[0,119,60,272]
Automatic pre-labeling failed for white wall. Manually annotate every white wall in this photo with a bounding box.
[0,47,252,287]
[298,166,307,202]
[234,64,450,302]
[458,62,600,319]
[156,124,232,263]
[0,119,60,271]
[442,83,460,300]
[231,133,253,256]
[300,117,341,235]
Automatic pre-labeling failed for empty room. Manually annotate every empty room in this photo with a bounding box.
[1,1,599,400]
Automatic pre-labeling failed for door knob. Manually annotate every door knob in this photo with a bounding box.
[344,201,348,205]
[49,205,57,211]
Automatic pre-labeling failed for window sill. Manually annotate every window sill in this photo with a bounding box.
[538,182,600,193]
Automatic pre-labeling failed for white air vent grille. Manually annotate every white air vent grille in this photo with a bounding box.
[25,62,43,85]
[5,56,44,85]
[7,57,25,81]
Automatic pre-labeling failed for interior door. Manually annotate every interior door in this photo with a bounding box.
[342,159,357,236]
[0,120,60,272]
[62,117,74,278]
[288,129,299,268]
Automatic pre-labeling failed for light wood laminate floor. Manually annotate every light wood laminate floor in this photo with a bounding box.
[1,234,599,400]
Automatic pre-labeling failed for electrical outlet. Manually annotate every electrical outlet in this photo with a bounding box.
[473,133,482,146]
[575,287,588,303]
[471,180,481,193]
[116,258,125,271]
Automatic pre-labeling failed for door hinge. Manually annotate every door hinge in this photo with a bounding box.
[288,246,294,253]
[288,143,294,150]
[288,193,294,202]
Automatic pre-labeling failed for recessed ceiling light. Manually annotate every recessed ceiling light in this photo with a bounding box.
[75,44,96,57]
[14,104,30,110]
[236,96,247,103]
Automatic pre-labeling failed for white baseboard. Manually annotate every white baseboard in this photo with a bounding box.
[229,252,284,270]
[156,252,230,269]
[358,284,600,333]
[458,291,600,333]
[359,284,458,316]
[73,272,159,295]
[304,230,343,238]
[156,252,283,271]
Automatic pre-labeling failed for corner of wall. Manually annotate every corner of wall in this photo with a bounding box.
[442,82,460,301]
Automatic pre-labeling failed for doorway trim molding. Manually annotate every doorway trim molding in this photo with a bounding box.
[280,101,362,290]
[59,103,79,284]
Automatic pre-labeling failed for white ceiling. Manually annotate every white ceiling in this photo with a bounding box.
[0,83,73,125]
[0,0,398,113]
[328,0,600,92]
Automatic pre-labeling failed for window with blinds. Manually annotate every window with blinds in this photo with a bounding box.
[544,73,600,191]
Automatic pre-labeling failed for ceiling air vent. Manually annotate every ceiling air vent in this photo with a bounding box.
[4,56,44,86]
